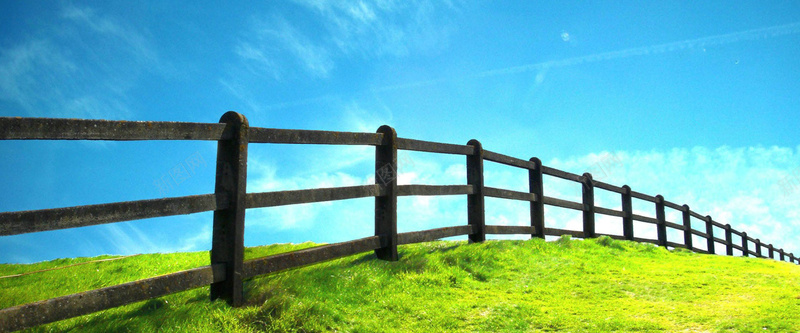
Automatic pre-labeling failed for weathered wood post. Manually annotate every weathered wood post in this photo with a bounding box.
[581,173,595,238]
[375,125,398,261]
[742,232,749,257]
[655,195,667,247]
[621,185,634,241]
[467,139,485,243]
[705,215,715,255]
[529,157,545,239]
[755,239,762,258]
[210,111,249,306]
[682,204,693,251]
[724,224,733,256]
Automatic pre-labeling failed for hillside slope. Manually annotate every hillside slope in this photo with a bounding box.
[2,236,799,332]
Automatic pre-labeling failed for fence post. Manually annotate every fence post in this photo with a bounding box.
[621,185,634,241]
[742,232,749,257]
[655,195,667,247]
[529,157,545,239]
[724,224,733,256]
[581,173,595,239]
[467,139,485,243]
[755,239,762,258]
[705,215,715,255]
[768,244,774,259]
[682,205,692,251]
[779,248,785,261]
[375,125,398,261]
[210,111,249,306]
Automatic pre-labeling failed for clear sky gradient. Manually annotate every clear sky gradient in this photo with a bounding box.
[1,1,799,263]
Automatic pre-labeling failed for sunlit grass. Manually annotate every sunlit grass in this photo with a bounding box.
[2,236,800,332]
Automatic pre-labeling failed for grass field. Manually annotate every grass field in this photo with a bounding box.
[2,236,799,332]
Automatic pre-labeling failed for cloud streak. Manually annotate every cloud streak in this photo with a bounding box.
[478,22,800,78]
[374,21,800,92]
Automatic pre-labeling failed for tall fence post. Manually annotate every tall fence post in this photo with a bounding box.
[705,215,715,255]
[768,244,774,259]
[724,224,733,256]
[581,173,595,239]
[742,232,749,257]
[210,111,249,306]
[682,205,693,251]
[529,157,545,239]
[655,195,667,247]
[467,140,485,243]
[375,125,398,261]
[779,248,785,261]
[621,185,634,241]
[755,239,762,258]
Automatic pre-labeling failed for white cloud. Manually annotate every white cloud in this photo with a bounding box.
[294,0,455,58]
[243,142,800,258]
[229,0,458,83]
[246,156,371,231]
[547,145,800,253]
[175,225,213,252]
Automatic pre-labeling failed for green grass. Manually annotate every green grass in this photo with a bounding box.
[2,236,800,332]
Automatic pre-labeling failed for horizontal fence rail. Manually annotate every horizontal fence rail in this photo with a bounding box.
[249,127,383,146]
[0,113,797,332]
[246,185,384,209]
[0,194,223,236]
[0,264,225,332]
[396,137,475,155]
[0,117,233,141]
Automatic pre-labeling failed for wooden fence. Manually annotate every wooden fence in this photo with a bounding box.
[0,112,797,331]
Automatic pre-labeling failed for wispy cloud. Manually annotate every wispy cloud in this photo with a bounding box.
[221,0,460,109]
[293,0,456,58]
[61,5,158,65]
[237,17,334,79]
[101,223,162,255]
[0,40,78,115]
[99,219,211,256]
[0,5,159,119]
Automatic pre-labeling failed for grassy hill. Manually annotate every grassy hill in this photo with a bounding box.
[2,236,800,332]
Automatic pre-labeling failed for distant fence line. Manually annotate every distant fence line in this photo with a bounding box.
[0,112,796,332]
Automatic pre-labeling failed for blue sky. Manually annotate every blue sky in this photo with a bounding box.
[1,1,799,263]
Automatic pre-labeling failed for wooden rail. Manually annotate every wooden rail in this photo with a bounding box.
[0,113,797,331]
